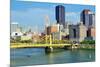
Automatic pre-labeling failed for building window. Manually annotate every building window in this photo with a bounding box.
[73,29,76,38]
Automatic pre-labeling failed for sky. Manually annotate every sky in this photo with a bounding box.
[11,0,95,32]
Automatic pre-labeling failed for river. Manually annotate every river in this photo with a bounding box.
[10,48,95,67]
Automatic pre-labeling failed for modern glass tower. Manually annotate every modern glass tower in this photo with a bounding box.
[81,9,95,27]
[55,5,65,27]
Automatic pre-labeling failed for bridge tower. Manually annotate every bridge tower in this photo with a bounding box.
[44,15,53,53]
[44,15,50,44]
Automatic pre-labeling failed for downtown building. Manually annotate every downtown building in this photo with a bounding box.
[46,24,65,40]
[11,22,19,33]
[48,5,66,40]
[80,9,95,40]
[69,22,95,42]
[69,23,87,42]
[10,22,23,39]
[55,5,65,27]
[45,5,66,40]
[86,26,95,40]
[46,24,59,35]
[81,9,95,27]
[69,9,95,42]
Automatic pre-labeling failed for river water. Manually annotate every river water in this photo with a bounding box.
[10,48,95,67]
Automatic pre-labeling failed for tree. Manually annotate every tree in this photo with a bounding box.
[80,40,95,45]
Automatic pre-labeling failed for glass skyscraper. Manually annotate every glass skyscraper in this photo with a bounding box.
[55,5,65,27]
[81,9,95,27]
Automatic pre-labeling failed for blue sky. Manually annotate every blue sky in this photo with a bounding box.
[11,0,95,32]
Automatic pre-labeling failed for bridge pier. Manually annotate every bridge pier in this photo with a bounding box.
[45,47,54,53]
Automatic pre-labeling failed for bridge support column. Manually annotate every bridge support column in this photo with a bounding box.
[45,47,53,53]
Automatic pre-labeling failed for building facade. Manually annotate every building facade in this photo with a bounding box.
[46,24,60,35]
[46,25,58,35]
[11,22,19,33]
[69,23,87,42]
[55,5,65,27]
[86,26,95,40]
[81,9,95,27]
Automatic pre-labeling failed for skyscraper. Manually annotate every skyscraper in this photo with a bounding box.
[81,9,95,27]
[10,22,19,33]
[55,5,65,27]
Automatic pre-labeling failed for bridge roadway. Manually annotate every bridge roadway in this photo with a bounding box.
[10,43,78,48]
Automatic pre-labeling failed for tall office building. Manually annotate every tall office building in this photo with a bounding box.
[81,9,95,27]
[55,5,65,27]
[11,22,19,33]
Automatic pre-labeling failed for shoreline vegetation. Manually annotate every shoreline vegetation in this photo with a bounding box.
[79,40,95,50]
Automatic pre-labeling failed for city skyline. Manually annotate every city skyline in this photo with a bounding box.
[11,0,95,32]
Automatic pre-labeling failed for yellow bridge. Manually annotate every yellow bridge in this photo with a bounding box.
[10,43,77,48]
[11,35,78,49]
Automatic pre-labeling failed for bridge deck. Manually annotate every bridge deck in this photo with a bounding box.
[10,43,76,48]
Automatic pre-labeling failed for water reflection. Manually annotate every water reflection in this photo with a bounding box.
[10,48,95,67]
